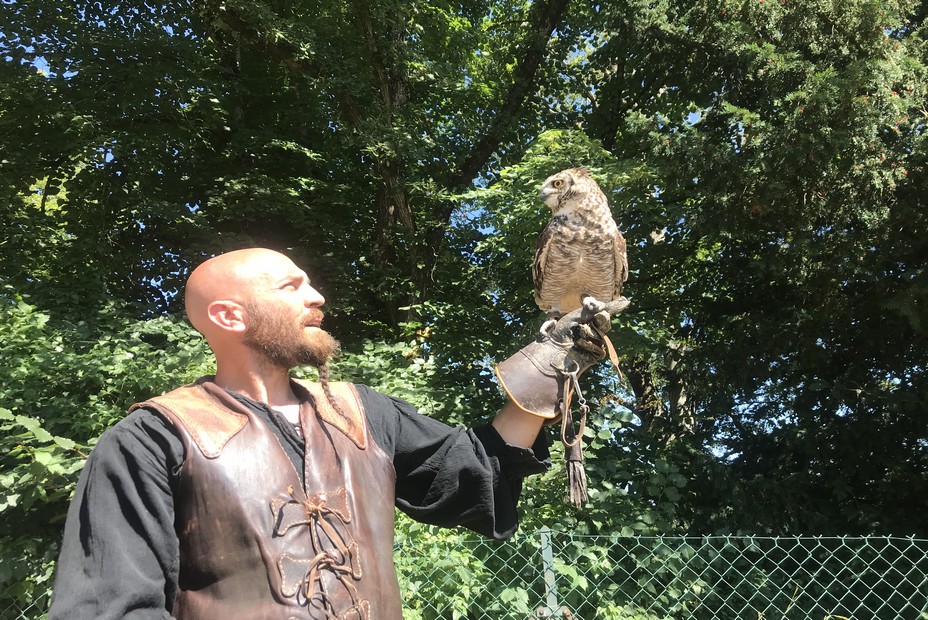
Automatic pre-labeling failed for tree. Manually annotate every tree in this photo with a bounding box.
[1,0,928,614]
[554,0,928,533]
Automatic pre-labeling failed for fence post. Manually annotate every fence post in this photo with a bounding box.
[536,527,565,618]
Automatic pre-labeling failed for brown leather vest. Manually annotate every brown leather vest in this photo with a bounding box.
[133,377,401,620]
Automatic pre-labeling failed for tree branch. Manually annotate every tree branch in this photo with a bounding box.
[351,0,392,110]
[448,0,569,191]
[415,0,569,298]
[206,1,364,126]
[208,0,417,290]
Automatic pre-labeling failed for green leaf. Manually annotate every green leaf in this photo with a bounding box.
[14,416,53,443]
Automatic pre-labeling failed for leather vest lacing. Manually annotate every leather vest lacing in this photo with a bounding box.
[132,377,402,620]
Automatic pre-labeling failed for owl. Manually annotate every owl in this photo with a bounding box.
[533,168,628,331]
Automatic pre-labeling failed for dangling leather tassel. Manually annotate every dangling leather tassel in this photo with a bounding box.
[565,439,588,508]
[559,373,590,508]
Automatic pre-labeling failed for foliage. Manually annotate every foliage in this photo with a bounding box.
[0,291,212,612]
[607,0,928,534]
[1,0,928,616]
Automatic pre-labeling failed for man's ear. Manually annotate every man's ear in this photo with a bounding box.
[206,300,247,333]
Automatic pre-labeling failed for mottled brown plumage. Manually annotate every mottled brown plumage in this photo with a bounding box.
[533,168,628,321]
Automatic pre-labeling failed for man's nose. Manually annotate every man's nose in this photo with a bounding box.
[304,285,325,307]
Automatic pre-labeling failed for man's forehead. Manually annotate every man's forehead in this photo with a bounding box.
[232,251,299,278]
[194,249,299,291]
[250,254,293,271]
[238,260,308,288]
[267,265,310,285]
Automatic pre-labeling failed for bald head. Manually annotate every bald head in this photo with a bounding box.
[185,248,302,337]
[183,247,336,390]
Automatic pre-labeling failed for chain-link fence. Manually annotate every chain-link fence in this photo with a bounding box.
[3,534,927,619]
[396,533,928,619]
[0,588,46,620]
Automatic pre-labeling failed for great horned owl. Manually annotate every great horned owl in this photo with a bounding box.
[533,167,628,330]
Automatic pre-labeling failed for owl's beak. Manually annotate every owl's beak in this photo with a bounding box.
[539,188,556,208]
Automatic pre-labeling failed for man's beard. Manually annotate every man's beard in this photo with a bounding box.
[243,301,340,370]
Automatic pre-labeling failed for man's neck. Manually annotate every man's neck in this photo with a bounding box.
[213,363,299,408]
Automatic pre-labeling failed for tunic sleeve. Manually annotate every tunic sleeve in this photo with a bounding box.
[355,385,550,540]
[48,409,184,620]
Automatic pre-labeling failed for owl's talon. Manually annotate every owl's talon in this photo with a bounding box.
[539,318,558,338]
[591,311,611,333]
[581,296,605,314]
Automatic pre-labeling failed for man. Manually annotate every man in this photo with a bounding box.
[49,248,618,619]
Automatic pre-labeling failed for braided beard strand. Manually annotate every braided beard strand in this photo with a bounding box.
[316,362,351,422]
[242,300,348,420]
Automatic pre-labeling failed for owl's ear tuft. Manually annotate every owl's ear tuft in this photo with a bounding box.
[570,167,591,178]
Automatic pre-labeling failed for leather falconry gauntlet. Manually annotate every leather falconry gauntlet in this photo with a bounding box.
[495,297,629,420]
[495,296,630,507]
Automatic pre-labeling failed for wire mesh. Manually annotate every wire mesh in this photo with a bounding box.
[2,535,926,619]
[0,596,46,620]
[395,534,928,620]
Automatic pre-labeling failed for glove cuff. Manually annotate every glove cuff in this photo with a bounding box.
[494,346,561,420]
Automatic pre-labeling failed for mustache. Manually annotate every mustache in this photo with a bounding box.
[303,309,325,326]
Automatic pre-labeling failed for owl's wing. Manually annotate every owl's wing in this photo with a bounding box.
[613,228,629,299]
[532,222,555,309]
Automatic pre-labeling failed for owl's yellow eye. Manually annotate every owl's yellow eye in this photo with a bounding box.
[552,179,564,189]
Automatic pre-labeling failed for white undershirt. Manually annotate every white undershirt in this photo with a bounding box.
[273,404,301,426]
